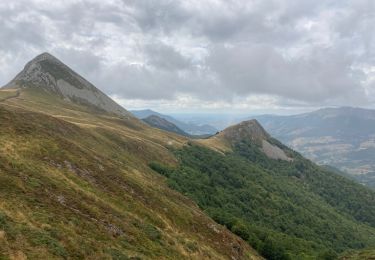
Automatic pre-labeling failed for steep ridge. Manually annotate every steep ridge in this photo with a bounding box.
[150,119,375,259]
[142,115,190,137]
[131,109,218,135]
[3,52,132,118]
[0,54,260,259]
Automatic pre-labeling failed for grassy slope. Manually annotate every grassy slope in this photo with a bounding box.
[0,89,260,259]
[150,139,375,259]
[340,250,375,260]
[0,89,19,102]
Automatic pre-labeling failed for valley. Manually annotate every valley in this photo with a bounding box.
[254,108,375,188]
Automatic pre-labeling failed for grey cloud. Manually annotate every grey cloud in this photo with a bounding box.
[54,49,104,76]
[0,0,375,109]
[93,61,217,101]
[206,44,367,104]
[0,5,47,52]
[123,0,190,34]
[95,63,180,100]
[144,42,191,71]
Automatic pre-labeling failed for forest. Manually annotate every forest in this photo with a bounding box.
[150,141,375,259]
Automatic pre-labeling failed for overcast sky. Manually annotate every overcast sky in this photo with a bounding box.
[1,0,375,114]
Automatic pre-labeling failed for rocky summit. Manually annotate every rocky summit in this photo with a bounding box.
[218,119,269,144]
[3,53,132,118]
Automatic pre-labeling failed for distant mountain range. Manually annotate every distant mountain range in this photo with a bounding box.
[253,107,375,188]
[142,115,190,137]
[131,109,217,135]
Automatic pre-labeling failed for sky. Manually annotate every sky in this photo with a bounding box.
[1,0,375,114]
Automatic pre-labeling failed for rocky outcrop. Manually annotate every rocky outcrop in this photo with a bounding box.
[261,139,292,161]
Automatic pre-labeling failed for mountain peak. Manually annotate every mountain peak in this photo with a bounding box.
[30,52,60,63]
[219,119,270,144]
[207,119,291,161]
[4,52,94,91]
[3,52,132,118]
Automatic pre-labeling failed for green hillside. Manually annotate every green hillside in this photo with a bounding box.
[0,89,259,259]
[150,139,375,259]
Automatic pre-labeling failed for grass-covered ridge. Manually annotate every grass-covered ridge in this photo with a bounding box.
[0,96,259,259]
[150,142,375,259]
[2,84,374,259]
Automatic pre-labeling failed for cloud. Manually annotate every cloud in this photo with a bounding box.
[144,42,191,71]
[206,43,367,104]
[0,0,375,111]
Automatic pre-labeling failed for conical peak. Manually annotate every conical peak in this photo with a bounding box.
[21,52,63,71]
[23,52,66,76]
[218,119,270,144]
[236,119,268,136]
[2,52,132,118]
[4,52,94,92]
[30,52,59,63]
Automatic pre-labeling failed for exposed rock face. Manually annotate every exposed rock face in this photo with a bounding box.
[261,139,292,161]
[218,119,292,161]
[3,52,132,118]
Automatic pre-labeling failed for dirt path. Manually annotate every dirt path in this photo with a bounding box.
[0,90,20,102]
